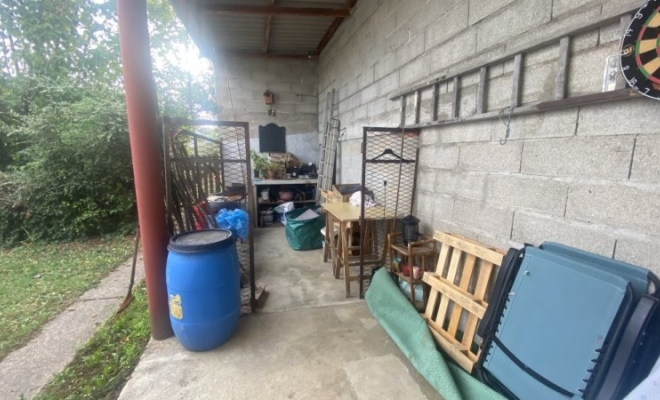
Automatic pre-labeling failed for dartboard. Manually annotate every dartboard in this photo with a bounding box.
[621,0,660,100]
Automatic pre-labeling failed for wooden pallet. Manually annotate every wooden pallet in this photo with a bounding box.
[422,231,505,373]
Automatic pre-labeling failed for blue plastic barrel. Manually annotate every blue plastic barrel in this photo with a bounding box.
[166,229,241,351]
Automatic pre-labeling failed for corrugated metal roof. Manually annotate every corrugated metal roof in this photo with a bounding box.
[269,16,332,50]
[173,0,357,58]
[207,14,265,51]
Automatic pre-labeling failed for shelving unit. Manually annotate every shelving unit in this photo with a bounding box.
[252,178,318,227]
[387,232,437,308]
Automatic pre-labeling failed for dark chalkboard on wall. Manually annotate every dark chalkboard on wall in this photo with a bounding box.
[258,123,286,153]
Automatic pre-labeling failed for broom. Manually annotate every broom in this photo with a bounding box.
[117,226,140,314]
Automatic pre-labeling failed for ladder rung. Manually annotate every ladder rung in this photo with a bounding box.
[476,67,487,114]
[555,36,570,100]
[452,76,460,119]
[511,54,522,107]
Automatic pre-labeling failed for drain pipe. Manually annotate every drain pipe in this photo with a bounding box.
[117,0,173,339]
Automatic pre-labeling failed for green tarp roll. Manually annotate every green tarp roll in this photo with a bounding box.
[366,268,505,400]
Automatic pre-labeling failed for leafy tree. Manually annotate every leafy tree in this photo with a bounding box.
[0,0,122,171]
[0,0,218,245]
[147,0,217,118]
[0,88,135,244]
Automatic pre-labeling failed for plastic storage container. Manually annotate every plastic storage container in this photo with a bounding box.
[166,229,240,351]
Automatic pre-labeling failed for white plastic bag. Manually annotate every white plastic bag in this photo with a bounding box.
[273,202,294,213]
[349,191,376,208]
[273,202,294,225]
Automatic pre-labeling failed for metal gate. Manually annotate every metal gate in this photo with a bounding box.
[161,117,257,312]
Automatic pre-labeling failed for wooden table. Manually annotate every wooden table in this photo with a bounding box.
[322,202,396,297]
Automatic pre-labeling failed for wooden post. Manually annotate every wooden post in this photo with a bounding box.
[117,0,173,340]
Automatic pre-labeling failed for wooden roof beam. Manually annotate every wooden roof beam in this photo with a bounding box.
[316,0,358,55]
[219,51,317,60]
[316,17,343,55]
[263,0,275,53]
[206,5,350,17]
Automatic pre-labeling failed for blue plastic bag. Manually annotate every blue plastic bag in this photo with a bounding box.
[215,208,249,241]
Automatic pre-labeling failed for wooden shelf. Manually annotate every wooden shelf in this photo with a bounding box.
[388,232,437,306]
[390,243,436,256]
[252,180,318,228]
[258,199,317,205]
[391,270,424,284]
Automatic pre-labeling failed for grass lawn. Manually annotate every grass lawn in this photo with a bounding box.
[0,236,135,361]
[36,285,150,400]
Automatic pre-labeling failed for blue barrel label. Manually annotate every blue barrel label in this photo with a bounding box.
[169,294,183,320]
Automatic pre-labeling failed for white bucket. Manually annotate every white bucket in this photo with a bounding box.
[260,189,269,201]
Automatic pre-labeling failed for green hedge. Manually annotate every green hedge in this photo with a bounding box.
[0,90,137,246]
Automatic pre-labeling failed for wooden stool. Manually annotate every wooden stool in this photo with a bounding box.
[388,232,437,306]
[339,220,381,297]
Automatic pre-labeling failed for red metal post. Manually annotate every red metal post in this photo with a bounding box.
[117,0,173,339]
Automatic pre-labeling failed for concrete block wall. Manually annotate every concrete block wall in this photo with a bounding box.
[318,0,660,273]
[213,57,319,163]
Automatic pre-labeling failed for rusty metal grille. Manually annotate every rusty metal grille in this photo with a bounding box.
[359,126,420,298]
[161,117,256,312]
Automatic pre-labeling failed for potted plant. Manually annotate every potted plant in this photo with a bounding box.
[265,161,280,179]
[250,150,268,178]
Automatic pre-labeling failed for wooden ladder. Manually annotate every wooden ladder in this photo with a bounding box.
[317,88,340,201]
[392,10,636,130]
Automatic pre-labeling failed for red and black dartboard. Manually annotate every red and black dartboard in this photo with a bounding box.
[621,0,660,99]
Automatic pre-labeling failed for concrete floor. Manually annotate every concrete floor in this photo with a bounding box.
[119,228,442,399]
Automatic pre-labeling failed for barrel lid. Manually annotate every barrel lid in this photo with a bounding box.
[168,229,234,253]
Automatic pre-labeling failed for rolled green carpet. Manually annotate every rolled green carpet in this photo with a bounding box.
[366,268,505,400]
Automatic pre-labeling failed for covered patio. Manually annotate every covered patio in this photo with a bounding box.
[116,0,660,399]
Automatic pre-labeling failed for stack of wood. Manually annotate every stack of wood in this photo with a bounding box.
[268,152,300,168]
